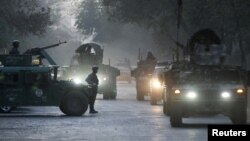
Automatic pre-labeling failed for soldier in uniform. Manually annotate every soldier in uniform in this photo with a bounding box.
[85,66,99,114]
[9,40,20,55]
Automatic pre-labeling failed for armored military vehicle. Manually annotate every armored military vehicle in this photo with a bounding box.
[131,50,157,101]
[0,42,90,116]
[149,61,170,105]
[162,29,248,127]
[67,43,120,99]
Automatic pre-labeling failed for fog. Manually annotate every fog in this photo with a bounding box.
[1,0,247,69]
[102,24,156,66]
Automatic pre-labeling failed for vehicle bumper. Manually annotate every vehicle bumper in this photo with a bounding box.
[171,99,247,116]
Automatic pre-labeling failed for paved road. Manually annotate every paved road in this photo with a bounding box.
[0,82,249,141]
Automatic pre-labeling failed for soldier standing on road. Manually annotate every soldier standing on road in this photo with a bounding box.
[86,66,99,114]
[9,40,20,55]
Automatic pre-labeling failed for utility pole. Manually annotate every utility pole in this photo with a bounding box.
[176,0,183,62]
[230,0,246,69]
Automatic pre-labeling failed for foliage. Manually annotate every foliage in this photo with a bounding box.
[0,0,52,48]
[75,0,124,42]
[102,0,250,55]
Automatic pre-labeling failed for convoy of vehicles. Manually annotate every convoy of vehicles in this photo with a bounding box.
[0,30,247,127]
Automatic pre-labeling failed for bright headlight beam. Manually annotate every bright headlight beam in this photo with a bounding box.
[152,80,161,88]
[186,92,197,99]
[236,89,243,94]
[73,78,82,85]
[221,92,231,98]
[174,89,181,94]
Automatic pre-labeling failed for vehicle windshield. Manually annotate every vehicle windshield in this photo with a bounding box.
[177,70,241,84]
[212,71,241,82]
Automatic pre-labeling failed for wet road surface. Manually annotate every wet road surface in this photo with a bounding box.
[0,82,249,141]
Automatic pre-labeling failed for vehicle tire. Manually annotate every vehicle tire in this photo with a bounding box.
[150,95,157,105]
[163,89,170,116]
[60,91,88,116]
[170,106,182,127]
[0,106,13,113]
[163,101,170,116]
[136,90,144,101]
[230,104,247,124]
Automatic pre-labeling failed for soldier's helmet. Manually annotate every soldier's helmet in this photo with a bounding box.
[92,66,99,71]
[12,40,20,47]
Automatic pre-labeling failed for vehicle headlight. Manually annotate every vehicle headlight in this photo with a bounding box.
[32,59,40,65]
[103,77,107,81]
[236,88,244,94]
[221,91,231,99]
[174,89,181,94]
[186,91,197,99]
[73,77,82,85]
[152,79,161,88]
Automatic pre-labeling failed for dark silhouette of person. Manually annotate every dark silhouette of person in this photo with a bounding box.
[146,51,156,61]
[9,40,20,55]
[85,66,99,114]
[85,45,92,54]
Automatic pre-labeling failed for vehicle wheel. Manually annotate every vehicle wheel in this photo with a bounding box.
[230,105,247,124]
[60,91,88,116]
[163,89,170,116]
[0,106,13,113]
[136,90,144,101]
[166,101,171,116]
[163,101,170,116]
[170,106,182,127]
[150,95,157,105]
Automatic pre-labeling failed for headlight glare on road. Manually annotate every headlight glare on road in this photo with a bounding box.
[221,91,231,99]
[186,91,197,99]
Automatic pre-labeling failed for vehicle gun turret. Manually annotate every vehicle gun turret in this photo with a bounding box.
[23,41,67,65]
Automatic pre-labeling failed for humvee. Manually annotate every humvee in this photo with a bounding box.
[162,29,248,127]
[68,43,120,99]
[163,63,248,127]
[0,42,90,116]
